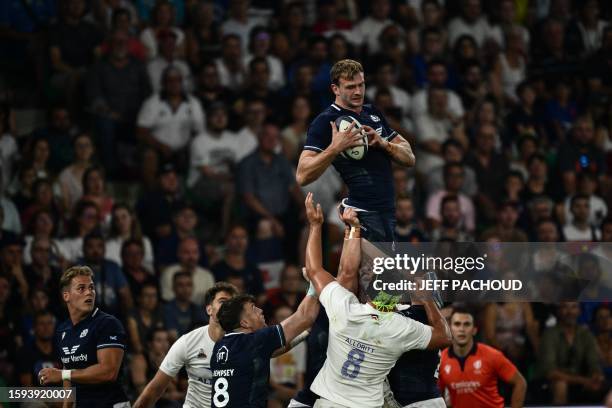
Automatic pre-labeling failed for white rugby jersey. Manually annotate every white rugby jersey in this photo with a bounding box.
[160,325,215,407]
[311,282,432,408]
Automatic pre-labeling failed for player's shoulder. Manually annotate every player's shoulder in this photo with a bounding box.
[476,342,506,360]
[56,319,71,334]
[440,347,451,360]
[92,309,125,332]
[178,324,210,345]
[311,105,344,125]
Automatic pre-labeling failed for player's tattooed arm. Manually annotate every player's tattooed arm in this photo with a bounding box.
[337,207,361,295]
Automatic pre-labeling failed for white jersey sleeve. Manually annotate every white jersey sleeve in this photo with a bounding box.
[159,334,186,377]
[319,281,356,327]
[393,314,433,353]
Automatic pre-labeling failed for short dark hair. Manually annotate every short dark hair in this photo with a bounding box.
[204,282,239,307]
[173,271,192,284]
[217,294,256,332]
[34,310,55,325]
[83,230,104,247]
[440,194,459,210]
[570,193,590,208]
[450,306,475,321]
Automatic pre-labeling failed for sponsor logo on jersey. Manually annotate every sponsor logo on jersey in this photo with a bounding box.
[473,359,482,374]
[62,345,80,355]
[370,115,380,122]
[444,364,451,375]
[216,346,229,364]
[110,335,117,340]
[197,348,207,359]
[80,329,88,338]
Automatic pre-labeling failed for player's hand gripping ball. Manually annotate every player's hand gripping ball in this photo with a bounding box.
[335,115,368,160]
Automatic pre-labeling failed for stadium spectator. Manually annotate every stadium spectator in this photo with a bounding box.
[57,133,96,213]
[447,0,502,48]
[0,235,28,305]
[235,98,266,162]
[105,203,154,270]
[22,210,68,267]
[241,58,283,117]
[80,166,114,226]
[211,225,265,304]
[139,1,184,59]
[160,237,215,305]
[411,27,446,89]
[18,287,52,346]
[395,195,428,242]
[311,0,352,39]
[426,163,475,232]
[194,62,235,112]
[48,0,103,111]
[0,176,21,235]
[23,237,61,303]
[80,232,133,318]
[430,194,474,242]
[238,123,304,261]
[16,310,59,386]
[412,60,465,119]
[215,34,246,91]
[563,194,601,241]
[98,8,146,61]
[21,138,52,184]
[0,275,18,382]
[366,59,411,118]
[592,305,612,379]
[154,202,210,269]
[481,201,528,242]
[245,27,285,91]
[493,26,527,104]
[135,162,184,241]
[130,327,183,401]
[281,96,312,164]
[147,29,192,94]
[565,0,608,58]
[185,1,222,67]
[126,283,164,355]
[563,172,607,227]
[136,65,204,181]
[415,87,466,176]
[163,271,205,342]
[425,139,477,196]
[20,178,61,231]
[263,264,305,319]
[121,239,157,297]
[535,301,606,404]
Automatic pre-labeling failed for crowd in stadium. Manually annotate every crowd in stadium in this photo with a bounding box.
[0,0,611,405]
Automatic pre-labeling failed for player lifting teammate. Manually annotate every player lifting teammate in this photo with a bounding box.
[303,194,451,408]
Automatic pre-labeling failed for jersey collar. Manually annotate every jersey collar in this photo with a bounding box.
[72,307,99,329]
[448,341,478,360]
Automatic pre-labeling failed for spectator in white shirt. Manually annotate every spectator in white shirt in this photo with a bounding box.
[189,103,242,235]
[415,87,467,176]
[105,203,154,271]
[160,237,215,305]
[244,27,285,91]
[140,1,185,59]
[351,0,394,55]
[147,29,193,93]
[137,66,205,180]
[221,0,259,55]
[563,173,607,227]
[366,59,411,117]
[234,99,266,162]
[426,162,475,232]
[411,60,465,119]
[563,194,601,241]
[215,34,246,91]
[447,0,502,48]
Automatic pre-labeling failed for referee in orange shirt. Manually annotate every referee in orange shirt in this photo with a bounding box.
[438,308,527,408]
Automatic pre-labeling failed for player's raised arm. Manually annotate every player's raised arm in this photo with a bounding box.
[303,193,335,293]
[411,276,452,350]
[296,121,363,186]
[336,207,361,295]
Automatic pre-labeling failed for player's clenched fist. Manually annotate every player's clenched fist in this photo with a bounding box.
[305,192,323,226]
[328,121,364,155]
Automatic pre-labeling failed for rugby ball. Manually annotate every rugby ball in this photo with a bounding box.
[335,115,368,160]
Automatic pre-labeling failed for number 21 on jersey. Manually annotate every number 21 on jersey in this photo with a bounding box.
[341,348,365,379]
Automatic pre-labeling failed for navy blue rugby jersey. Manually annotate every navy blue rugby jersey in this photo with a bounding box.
[304,103,398,212]
[388,305,441,406]
[211,325,286,408]
[55,308,128,406]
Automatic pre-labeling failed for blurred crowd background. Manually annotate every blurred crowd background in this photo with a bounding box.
[0,0,611,405]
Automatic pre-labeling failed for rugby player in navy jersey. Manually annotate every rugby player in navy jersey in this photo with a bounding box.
[296,58,415,243]
[38,266,129,407]
[210,271,320,407]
